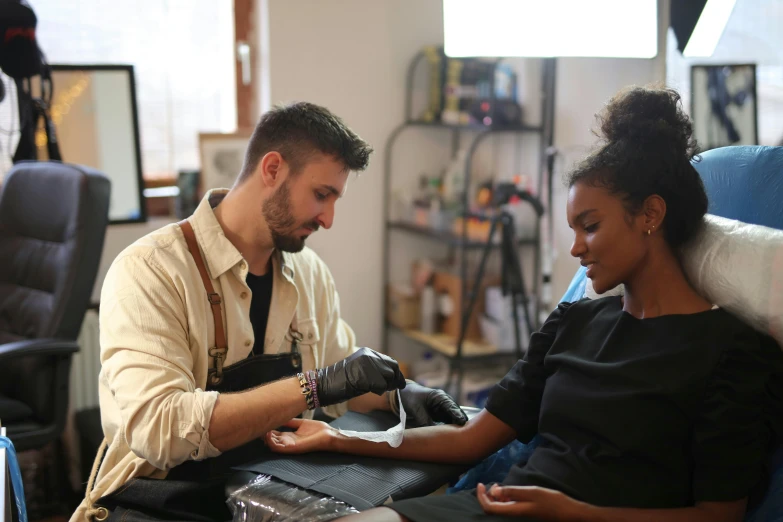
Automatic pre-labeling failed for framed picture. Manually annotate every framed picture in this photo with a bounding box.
[198,130,253,195]
[691,64,758,151]
[48,64,147,224]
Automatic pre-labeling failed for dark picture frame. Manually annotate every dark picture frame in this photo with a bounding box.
[690,63,758,152]
[50,64,147,225]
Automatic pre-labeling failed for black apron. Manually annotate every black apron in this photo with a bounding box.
[90,220,303,522]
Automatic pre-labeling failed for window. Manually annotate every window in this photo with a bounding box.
[1,0,237,181]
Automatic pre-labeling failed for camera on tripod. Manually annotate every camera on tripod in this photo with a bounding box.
[459,178,544,339]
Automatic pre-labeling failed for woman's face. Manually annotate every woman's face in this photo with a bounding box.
[566,181,649,294]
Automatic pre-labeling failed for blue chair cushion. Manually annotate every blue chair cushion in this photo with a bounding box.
[447,437,541,494]
[693,146,783,230]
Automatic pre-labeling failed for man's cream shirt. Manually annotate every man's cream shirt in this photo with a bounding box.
[72,190,358,520]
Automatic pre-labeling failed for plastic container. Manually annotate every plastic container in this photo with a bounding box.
[419,285,437,334]
[482,287,535,352]
[411,351,446,381]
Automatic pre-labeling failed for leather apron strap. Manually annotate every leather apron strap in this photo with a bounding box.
[179,219,229,385]
[88,220,306,522]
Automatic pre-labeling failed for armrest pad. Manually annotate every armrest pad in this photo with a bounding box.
[0,338,79,361]
[233,411,473,510]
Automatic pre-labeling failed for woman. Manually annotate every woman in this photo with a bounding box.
[265,87,781,522]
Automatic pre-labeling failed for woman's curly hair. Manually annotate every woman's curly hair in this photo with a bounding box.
[567,86,708,249]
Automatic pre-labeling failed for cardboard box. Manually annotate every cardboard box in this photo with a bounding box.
[387,283,420,330]
[432,270,499,341]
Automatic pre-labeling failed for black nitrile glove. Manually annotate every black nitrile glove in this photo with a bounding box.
[316,347,406,407]
[398,380,468,428]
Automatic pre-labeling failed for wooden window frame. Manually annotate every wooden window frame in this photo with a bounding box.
[143,0,255,196]
[234,0,258,131]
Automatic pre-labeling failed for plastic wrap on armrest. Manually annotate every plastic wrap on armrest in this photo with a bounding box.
[0,338,79,361]
[227,474,359,522]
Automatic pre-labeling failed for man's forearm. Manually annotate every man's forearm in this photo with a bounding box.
[209,377,307,451]
[581,500,746,522]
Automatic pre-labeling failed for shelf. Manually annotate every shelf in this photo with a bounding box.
[388,323,510,359]
[388,221,537,249]
[404,120,544,133]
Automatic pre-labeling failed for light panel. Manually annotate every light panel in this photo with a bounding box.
[443,0,658,58]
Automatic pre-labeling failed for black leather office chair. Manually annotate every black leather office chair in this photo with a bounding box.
[0,161,110,452]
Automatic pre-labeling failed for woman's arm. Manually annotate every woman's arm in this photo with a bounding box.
[267,409,516,464]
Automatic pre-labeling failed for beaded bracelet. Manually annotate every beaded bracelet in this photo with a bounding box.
[306,370,321,409]
[297,372,315,410]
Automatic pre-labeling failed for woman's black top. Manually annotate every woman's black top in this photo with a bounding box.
[485,296,781,508]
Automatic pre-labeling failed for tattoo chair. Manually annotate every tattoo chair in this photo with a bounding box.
[0,162,110,513]
[555,145,783,522]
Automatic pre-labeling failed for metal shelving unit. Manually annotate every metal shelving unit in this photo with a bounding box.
[382,51,556,399]
[387,221,539,249]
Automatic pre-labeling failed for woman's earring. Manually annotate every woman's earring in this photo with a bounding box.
[647,229,651,236]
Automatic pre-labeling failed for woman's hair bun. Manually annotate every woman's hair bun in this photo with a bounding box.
[567,85,708,250]
[597,86,698,159]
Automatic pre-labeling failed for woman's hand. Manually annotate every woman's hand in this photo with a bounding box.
[476,483,584,521]
[265,418,336,454]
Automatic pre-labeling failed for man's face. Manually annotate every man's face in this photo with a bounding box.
[262,153,349,253]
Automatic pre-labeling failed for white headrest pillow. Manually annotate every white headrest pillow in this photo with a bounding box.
[584,215,783,348]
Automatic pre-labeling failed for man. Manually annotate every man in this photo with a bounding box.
[73,102,467,521]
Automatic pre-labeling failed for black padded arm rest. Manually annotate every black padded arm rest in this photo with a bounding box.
[0,338,79,362]
[232,410,478,510]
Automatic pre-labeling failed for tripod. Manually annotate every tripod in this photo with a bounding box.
[449,193,543,401]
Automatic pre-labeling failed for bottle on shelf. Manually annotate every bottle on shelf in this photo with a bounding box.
[420,284,437,334]
[441,148,467,205]
[480,286,534,352]
[412,174,432,228]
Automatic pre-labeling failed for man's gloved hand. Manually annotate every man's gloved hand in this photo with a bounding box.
[316,347,406,407]
[397,380,468,428]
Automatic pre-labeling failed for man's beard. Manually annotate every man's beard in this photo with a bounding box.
[262,179,319,253]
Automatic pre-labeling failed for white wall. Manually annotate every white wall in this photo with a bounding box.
[265,0,663,349]
[549,57,660,297]
[266,0,446,348]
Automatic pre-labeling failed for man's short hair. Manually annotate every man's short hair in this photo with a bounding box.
[236,102,373,184]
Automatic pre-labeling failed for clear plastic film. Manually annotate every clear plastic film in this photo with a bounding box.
[337,388,406,447]
[0,434,29,522]
[226,474,359,522]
